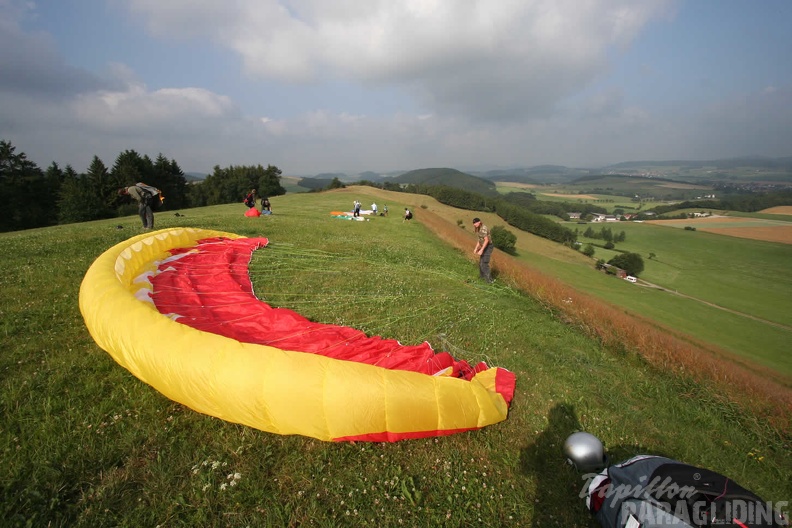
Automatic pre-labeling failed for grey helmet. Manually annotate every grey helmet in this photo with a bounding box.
[563,432,608,472]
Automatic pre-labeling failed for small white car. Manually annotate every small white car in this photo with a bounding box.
[625,276,637,283]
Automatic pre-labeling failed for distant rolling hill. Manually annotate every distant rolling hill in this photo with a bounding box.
[391,168,498,196]
[297,176,333,190]
[603,156,792,171]
[184,172,207,182]
[472,166,592,185]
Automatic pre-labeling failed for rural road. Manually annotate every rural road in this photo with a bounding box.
[635,278,792,332]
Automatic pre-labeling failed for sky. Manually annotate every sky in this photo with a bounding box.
[1,0,791,176]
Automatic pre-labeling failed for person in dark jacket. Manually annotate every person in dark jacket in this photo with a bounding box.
[118,186,154,230]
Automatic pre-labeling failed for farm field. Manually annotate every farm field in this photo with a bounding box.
[495,183,693,214]
[574,220,792,324]
[515,248,792,380]
[648,215,792,244]
[547,176,709,201]
[358,188,792,379]
[762,206,792,215]
[565,219,792,376]
[496,185,649,213]
[1,188,790,526]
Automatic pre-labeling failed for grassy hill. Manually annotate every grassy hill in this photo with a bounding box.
[474,165,591,185]
[568,174,711,200]
[473,157,792,186]
[391,167,498,196]
[1,189,790,526]
[562,219,792,377]
[184,171,207,182]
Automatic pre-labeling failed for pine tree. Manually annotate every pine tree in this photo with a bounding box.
[257,164,286,198]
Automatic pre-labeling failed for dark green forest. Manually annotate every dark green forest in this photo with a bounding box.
[651,191,792,216]
[0,140,285,233]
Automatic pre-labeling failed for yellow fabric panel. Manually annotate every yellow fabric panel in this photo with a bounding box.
[79,228,510,441]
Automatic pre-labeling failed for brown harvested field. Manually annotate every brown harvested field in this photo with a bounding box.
[649,215,792,244]
[649,215,747,225]
[539,192,599,200]
[656,182,709,189]
[499,182,539,189]
[702,226,792,244]
[761,206,792,215]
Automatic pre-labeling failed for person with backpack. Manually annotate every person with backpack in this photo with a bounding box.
[403,208,413,222]
[118,185,155,230]
[244,189,256,209]
[472,217,493,283]
[261,196,271,214]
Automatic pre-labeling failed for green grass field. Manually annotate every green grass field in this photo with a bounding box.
[1,190,790,527]
[535,192,644,209]
[730,210,792,223]
[545,220,792,377]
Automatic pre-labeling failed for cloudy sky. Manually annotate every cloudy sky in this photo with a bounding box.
[1,0,791,176]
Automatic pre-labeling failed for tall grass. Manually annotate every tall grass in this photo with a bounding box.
[1,189,789,527]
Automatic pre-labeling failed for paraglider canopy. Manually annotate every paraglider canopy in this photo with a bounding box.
[79,228,516,443]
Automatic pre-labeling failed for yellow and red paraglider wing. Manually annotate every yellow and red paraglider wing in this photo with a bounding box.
[80,228,515,442]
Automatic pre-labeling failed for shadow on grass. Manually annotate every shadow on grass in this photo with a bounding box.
[519,403,595,527]
[519,403,677,527]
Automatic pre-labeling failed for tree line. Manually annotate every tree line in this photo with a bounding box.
[582,226,626,243]
[650,190,792,216]
[0,140,285,233]
[502,192,608,218]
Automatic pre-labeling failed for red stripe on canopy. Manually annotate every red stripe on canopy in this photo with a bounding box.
[150,237,514,402]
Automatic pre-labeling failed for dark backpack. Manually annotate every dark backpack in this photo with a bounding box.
[587,456,786,527]
[136,183,163,210]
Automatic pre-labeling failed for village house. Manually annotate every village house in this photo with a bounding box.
[592,214,620,222]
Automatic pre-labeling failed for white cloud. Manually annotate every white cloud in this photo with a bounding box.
[2,0,790,175]
[72,83,237,131]
[126,0,675,121]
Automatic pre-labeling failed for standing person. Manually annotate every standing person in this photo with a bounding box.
[383,204,388,216]
[472,217,493,283]
[118,185,154,230]
[403,208,413,221]
[244,189,256,208]
[371,202,378,215]
[354,200,361,217]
